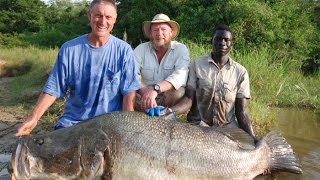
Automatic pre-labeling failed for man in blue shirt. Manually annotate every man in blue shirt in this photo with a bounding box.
[16,0,140,136]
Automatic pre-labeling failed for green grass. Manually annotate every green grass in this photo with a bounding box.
[0,46,57,103]
[232,47,319,135]
[181,40,210,59]
[0,46,61,127]
[233,47,319,110]
[0,45,319,135]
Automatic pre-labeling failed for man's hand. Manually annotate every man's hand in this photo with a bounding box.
[140,86,158,110]
[16,117,38,137]
[145,106,165,117]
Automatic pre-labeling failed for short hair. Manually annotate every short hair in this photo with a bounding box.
[90,0,117,10]
[212,24,233,37]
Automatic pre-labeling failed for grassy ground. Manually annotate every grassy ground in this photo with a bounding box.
[0,45,319,137]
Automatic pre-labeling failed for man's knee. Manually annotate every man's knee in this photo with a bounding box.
[162,87,185,107]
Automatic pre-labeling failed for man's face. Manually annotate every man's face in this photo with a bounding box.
[87,2,117,39]
[212,30,233,56]
[149,23,173,49]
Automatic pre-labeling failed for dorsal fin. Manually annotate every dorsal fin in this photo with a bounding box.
[215,127,256,149]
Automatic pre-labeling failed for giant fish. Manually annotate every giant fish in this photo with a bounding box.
[9,111,302,179]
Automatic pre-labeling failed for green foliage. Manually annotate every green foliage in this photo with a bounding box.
[226,1,280,49]
[122,0,319,74]
[0,0,90,48]
[115,0,176,47]
[0,0,318,77]
[0,0,46,33]
[233,47,320,110]
[21,23,89,48]
[0,33,24,48]
[181,39,210,59]
[175,0,228,43]
[37,0,90,47]
[0,0,319,73]
[233,47,292,104]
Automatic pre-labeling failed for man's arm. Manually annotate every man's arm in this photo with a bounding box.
[164,44,190,90]
[122,91,136,111]
[137,80,174,110]
[16,92,57,136]
[170,87,194,115]
[156,80,174,93]
[235,98,256,139]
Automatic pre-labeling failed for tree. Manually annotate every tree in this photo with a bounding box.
[115,0,176,47]
[0,0,46,33]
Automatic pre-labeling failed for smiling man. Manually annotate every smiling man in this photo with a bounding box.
[16,0,140,136]
[171,24,256,139]
[134,14,190,116]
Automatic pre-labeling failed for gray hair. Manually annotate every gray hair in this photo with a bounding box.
[89,0,118,10]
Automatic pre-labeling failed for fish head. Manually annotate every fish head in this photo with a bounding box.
[9,134,72,179]
[9,124,111,179]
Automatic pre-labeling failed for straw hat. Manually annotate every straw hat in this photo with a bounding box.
[143,13,180,39]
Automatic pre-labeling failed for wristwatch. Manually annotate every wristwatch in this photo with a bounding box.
[153,84,161,94]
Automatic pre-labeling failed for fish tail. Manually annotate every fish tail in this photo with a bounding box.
[263,131,303,174]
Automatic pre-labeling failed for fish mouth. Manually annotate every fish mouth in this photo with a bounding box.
[11,138,31,179]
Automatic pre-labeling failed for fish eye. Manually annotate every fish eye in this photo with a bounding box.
[34,138,44,145]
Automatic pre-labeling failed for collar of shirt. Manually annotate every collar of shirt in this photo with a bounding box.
[207,54,235,70]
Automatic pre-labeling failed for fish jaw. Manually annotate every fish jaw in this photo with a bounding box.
[10,138,35,179]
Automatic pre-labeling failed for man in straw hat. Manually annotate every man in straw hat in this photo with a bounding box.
[134,13,190,116]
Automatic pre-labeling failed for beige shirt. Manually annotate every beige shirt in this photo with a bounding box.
[187,54,250,126]
[134,41,190,89]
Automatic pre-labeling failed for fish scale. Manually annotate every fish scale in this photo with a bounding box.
[9,111,302,179]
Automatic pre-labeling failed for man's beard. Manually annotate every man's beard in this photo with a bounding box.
[152,40,170,50]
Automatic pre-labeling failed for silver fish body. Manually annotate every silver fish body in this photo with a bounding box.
[9,111,302,179]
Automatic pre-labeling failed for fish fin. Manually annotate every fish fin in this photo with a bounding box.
[263,131,303,174]
[102,146,113,180]
[162,111,180,122]
[215,127,255,149]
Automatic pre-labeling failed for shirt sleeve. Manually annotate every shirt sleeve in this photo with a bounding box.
[133,45,143,78]
[186,59,197,91]
[121,47,141,95]
[164,44,190,89]
[236,69,251,99]
[42,50,68,98]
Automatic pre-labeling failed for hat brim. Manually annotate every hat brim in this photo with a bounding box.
[143,20,180,40]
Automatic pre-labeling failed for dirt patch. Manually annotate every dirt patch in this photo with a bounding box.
[0,78,12,104]
[0,77,21,142]
[0,60,32,78]
[0,77,23,153]
[0,110,22,153]
[0,108,22,180]
[0,110,51,179]
[0,77,51,178]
